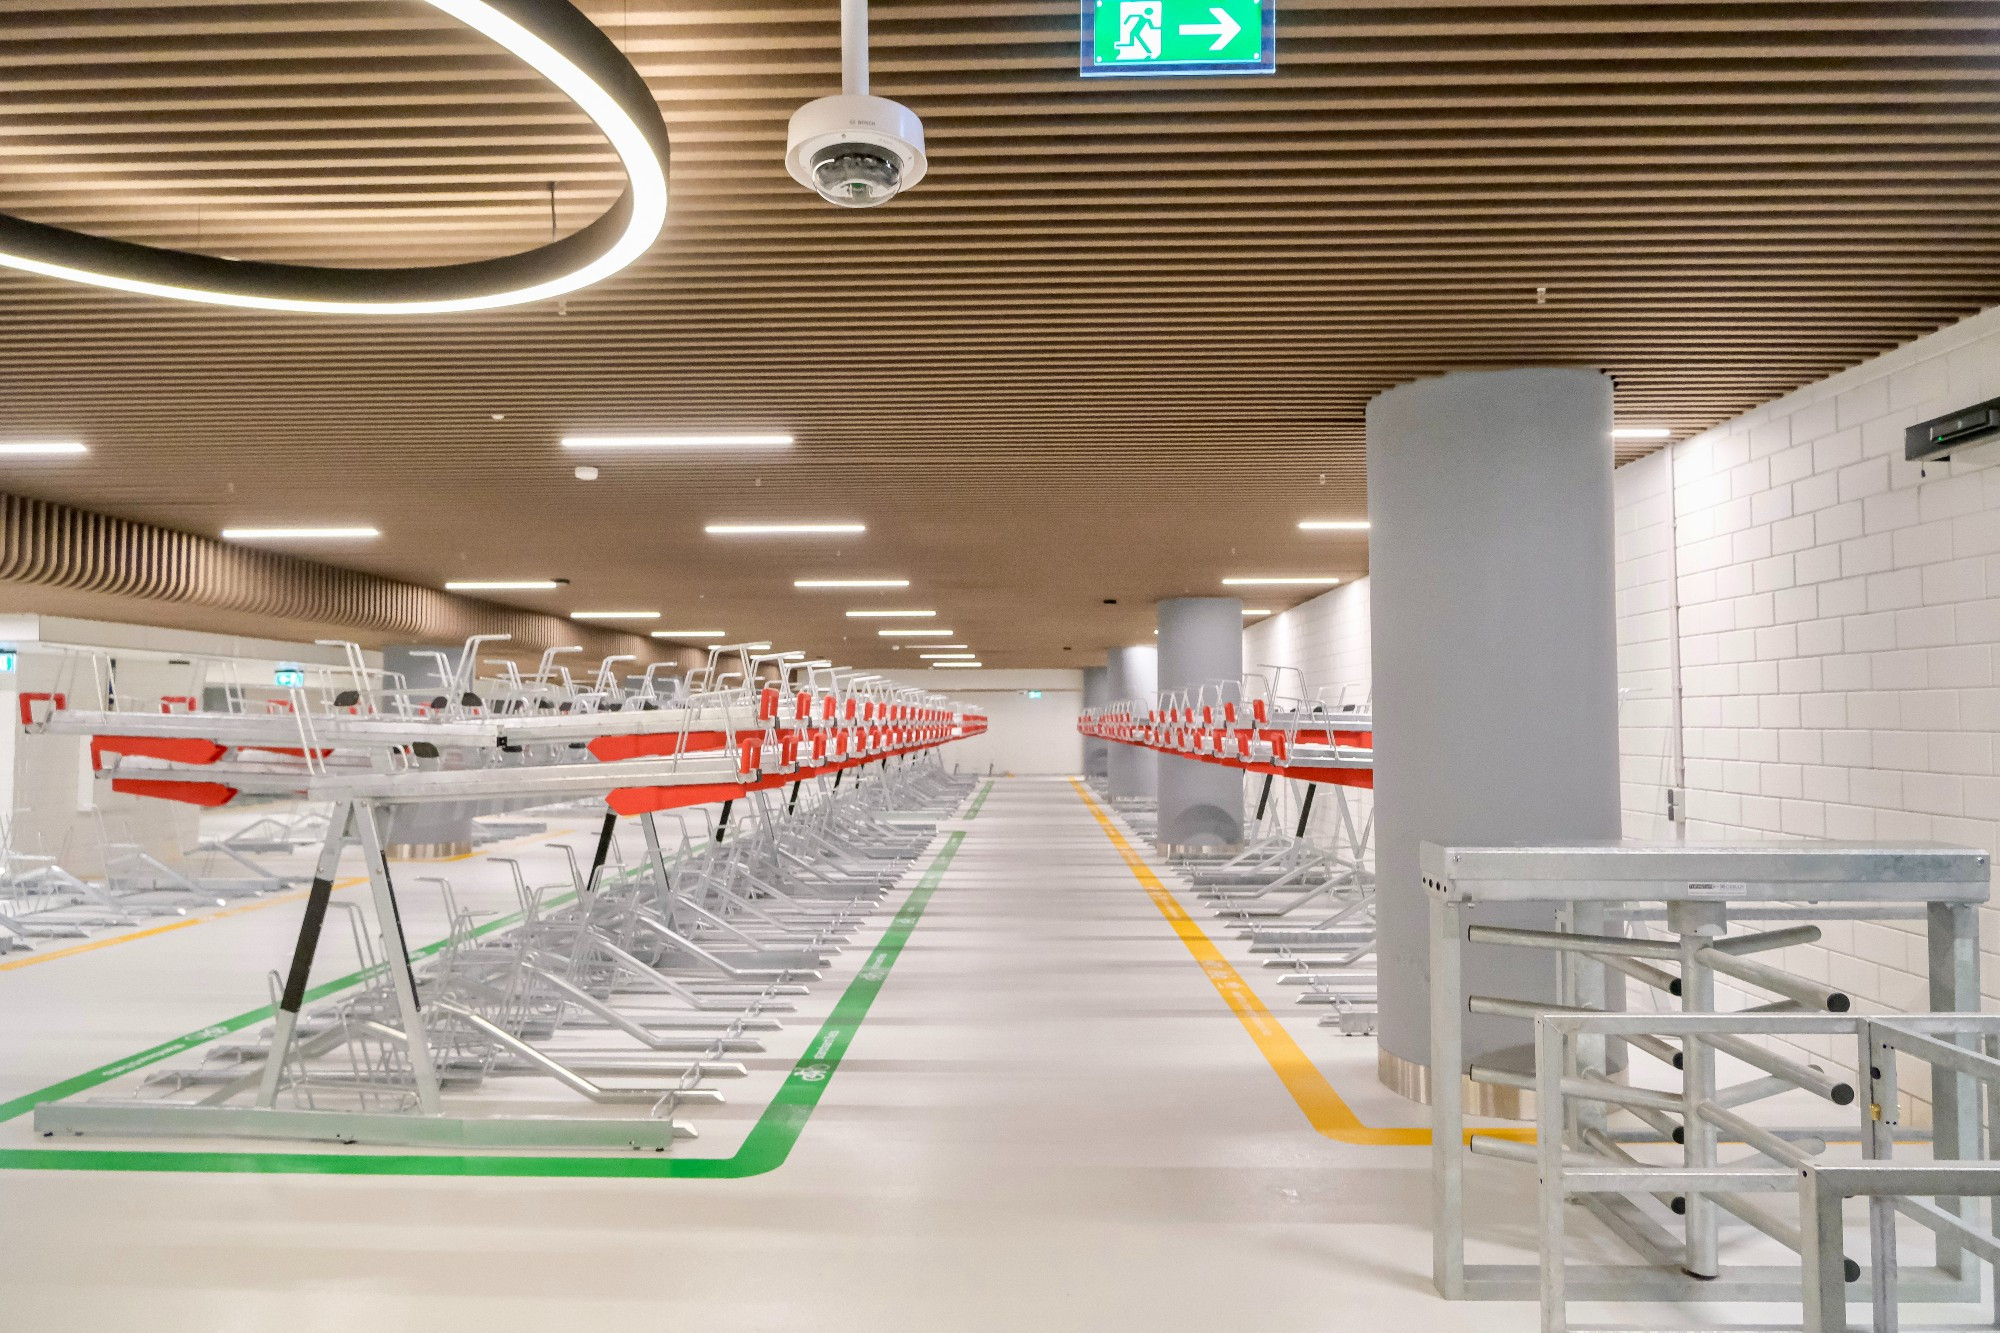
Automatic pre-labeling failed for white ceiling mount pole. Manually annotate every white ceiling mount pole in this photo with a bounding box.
[786,0,926,207]
[842,0,869,96]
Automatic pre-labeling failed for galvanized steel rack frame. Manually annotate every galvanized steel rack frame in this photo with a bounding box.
[1423,841,1991,1304]
[1532,1011,2000,1333]
[26,641,986,1153]
[1081,672,1380,1032]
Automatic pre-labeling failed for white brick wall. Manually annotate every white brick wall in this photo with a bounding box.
[1239,323,2000,1101]
[1616,451,1680,844]
[1615,302,2000,1109]
[1242,577,1372,702]
[1241,579,1373,842]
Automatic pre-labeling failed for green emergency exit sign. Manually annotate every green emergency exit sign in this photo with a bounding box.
[1081,0,1273,77]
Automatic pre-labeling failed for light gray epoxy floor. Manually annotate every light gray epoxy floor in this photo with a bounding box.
[0,778,1600,1331]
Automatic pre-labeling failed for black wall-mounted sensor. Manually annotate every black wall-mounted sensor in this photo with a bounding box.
[1907,397,2000,462]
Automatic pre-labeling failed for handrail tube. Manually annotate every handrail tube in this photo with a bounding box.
[1695,945,1849,1012]
[1467,924,1679,960]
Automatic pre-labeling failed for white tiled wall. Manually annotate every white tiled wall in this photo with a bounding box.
[1241,577,1372,703]
[1243,320,2000,1098]
[1615,450,1681,844]
[1241,578,1373,841]
[1614,302,2000,1107]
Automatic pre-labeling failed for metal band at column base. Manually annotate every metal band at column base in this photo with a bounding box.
[1157,842,1244,857]
[386,841,472,860]
[1377,1047,1533,1121]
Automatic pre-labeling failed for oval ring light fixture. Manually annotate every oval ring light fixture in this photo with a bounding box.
[0,0,669,315]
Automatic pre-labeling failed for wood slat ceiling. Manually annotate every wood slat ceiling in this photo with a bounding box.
[0,0,1993,666]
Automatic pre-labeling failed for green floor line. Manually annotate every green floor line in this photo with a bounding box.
[965,779,994,819]
[0,830,965,1178]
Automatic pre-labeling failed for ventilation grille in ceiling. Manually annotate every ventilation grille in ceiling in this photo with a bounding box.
[0,490,660,658]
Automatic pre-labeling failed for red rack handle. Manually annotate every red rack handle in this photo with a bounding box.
[18,692,65,726]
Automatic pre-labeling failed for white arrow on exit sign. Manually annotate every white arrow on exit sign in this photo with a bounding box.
[1178,6,1241,49]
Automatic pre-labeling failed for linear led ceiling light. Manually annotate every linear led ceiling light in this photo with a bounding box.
[1222,577,1342,587]
[0,440,87,456]
[1612,427,1672,440]
[1242,609,1272,616]
[221,526,379,541]
[562,434,792,450]
[1297,520,1370,531]
[651,629,726,638]
[879,628,953,637]
[931,661,983,668]
[919,652,976,659]
[844,609,934,618]
[445,579,560,591]
[794,578,908,588]
[0,0,670,315]
[706,522,865,536]
[571,610,659,620]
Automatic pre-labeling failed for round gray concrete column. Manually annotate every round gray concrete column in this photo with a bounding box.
[1104,643,1157,804]
[1081,665,1110,778]
[1155,596,1244,853]
[1368,368,1621,1103]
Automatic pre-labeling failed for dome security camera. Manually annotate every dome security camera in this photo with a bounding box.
[787,0,926,209]
[786,94,926,209]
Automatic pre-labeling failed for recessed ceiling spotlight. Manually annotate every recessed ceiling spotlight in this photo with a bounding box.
[221,526,379,541]
[0,1,669,315]
[844,609,935,618]
[571,610,660,620]
[574,465,599,481]
[445,579,560,591]
[1611,427,1672,440]
[563,434,793,450]
[1297,520,1370,531]
[794,578,908,588]
[878,628,952,637]
[1222,576,1342,587]
[706,522,865,536]
[0,440,87,456]
[651,629,726,638]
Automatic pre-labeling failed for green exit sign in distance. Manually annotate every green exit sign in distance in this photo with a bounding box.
[1081,0,1273,77]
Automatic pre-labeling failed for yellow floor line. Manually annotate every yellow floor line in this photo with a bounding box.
[0,828,570,975]
[1071,778,1531,1147]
